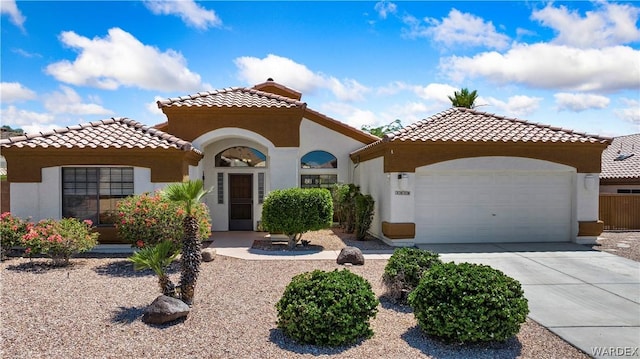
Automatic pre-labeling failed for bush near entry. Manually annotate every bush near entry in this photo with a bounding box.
[261,188,333,249]
[408,262,529,344]
[276,269,379,347]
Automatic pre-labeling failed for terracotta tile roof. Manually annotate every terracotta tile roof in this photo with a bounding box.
[352,107,611,156]
[384,108,612,144]
[600,133,640,180]
[0,117,201,154]
[157,87,306,109]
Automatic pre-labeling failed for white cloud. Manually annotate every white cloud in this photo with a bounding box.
[43,86,113,115]
[45,28,208,92]
[615,98,640,127]
[412,83,459,104]
[146,96,165,116]
[485,95,542,117]
[143,0,222,30]
[0,82,36,103]
[377,82,457,105]
[383,101,436,125]
[0,0,26,30]
[440,43,640,92]
[320,102,378,129]
[12,48,41,58]
[531,2,640,48]
[554,93,610,112]
[403,8,510,50]
[234,54,369,102]
[374,1,397,19]
[0,106,56,134]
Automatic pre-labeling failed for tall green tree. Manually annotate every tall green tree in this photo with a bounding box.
[163,179,210,305]
[361,119,403,137]
[448,88,479,109]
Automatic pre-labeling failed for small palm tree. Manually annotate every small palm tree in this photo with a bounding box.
[163,179,210,305]
[448,88,479,109]
[128,241,180,297]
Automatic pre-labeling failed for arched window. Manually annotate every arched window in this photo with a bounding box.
[301,150,337,169]
[215,146,266,167]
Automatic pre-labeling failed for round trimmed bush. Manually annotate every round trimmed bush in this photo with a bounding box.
[382,247,442,303]
[276,269,379,347]
[408,262,529,344]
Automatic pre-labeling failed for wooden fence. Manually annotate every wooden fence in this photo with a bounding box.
[599,194,640,230]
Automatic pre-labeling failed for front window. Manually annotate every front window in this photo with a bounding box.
[301,151,337,169]
[215,146,266,167]
[301,174,338,189]
[62,167,134,225]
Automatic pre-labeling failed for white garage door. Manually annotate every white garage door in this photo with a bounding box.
[415,171,572,243]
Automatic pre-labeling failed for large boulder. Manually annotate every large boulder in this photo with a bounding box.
[142,295,190,325]
[201,248,216,262]
[337,246,365,265]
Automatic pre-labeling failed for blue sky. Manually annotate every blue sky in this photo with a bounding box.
[1,1,639,138]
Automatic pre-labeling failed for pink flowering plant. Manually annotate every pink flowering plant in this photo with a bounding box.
[22,218,99,266]
[0,212,31,260]
[115,192,211,249]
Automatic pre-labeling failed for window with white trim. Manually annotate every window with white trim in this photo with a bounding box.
[300,151,338,188]
[62,167,134,226]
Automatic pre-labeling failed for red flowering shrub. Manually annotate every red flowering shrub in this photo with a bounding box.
[22,218,99,266]
[0,212,31,260]
[115,192,211,248]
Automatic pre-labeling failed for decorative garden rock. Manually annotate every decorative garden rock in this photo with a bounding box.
[337,246,365,265]
[142,295,190,325]
[201,248,216,262]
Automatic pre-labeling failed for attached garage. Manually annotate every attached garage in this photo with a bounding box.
[350,107,612,246]
[414,157,575,243]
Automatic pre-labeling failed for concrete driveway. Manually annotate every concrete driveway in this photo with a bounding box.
[417,242,640,359]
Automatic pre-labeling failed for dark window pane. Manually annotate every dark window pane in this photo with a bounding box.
[301,151,337,169]
[215,146,267,167]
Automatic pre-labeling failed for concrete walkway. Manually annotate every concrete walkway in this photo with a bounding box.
[205,232,640,358]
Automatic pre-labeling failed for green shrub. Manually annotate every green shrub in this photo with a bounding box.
[261,188,333,248]
[382,247,442,303]
[354,193,375,240]
[331,184,359,233]
[128,240,180,297]
[21,218,99,266]
[408,262,529,344]
[276,269,379,347]
[0,212,30,260]
[115,191,211,248]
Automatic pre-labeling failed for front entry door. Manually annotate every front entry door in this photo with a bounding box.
[229,174,253,230]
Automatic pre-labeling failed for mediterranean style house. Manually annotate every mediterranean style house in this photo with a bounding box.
[0,80,612,245]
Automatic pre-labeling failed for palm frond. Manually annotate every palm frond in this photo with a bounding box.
[163,179,211,214]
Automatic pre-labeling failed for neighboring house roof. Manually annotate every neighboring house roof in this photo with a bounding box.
[600,133,640,180]
[157,87,306,109]
[0,117,201,154]
[352,107,611,155]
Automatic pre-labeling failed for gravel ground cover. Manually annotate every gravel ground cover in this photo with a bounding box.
[1,251,589,359]
[592,231,640,262]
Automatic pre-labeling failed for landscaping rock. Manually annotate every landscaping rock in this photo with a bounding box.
[142,295,190,325]
[201,248,216,262]
[337,246,365,265]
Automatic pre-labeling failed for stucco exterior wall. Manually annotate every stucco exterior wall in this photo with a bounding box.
[354,157,391,241]
[10,166,173,222]
[299,119,367,185]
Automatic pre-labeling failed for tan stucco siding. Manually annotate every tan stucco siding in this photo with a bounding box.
[352,141,607,173]
[162,107,305,147]
[2,148,201,183]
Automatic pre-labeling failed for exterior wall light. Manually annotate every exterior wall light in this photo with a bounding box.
[584,174,596,191]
